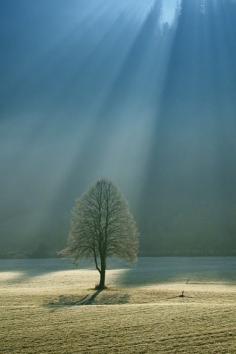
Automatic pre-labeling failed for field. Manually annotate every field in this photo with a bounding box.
[0,258,236,354]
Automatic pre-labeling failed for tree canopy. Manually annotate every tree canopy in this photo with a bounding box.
[63,179,139,289]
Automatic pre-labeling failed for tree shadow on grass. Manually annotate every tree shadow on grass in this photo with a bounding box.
[47,289,102,306]
[45,288,130,310]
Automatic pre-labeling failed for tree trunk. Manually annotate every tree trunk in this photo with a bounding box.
[98,257,106,289]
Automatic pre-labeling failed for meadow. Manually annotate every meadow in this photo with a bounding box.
[0,258,235,353]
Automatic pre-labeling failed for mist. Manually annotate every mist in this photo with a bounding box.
[1,0,236,257]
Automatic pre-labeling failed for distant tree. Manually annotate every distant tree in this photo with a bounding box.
[62,179,139,290]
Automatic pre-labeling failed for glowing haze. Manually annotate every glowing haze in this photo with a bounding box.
[1,0,236,256]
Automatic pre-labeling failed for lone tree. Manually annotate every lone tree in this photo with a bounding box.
[63,179,139,290]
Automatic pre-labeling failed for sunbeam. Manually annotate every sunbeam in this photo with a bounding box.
[0,0,236,257]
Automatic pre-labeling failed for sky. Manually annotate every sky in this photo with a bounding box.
[1,0,236,256]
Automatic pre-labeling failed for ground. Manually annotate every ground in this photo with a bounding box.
[0,260,236,353]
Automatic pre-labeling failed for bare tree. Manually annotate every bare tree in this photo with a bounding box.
[63,179,139,290]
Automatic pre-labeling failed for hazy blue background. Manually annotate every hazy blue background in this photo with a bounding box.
[1,0,236,257]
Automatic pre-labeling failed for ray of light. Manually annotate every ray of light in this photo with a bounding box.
[1,0,236,255]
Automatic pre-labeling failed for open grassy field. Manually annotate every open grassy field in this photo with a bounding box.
[0,258,235,353]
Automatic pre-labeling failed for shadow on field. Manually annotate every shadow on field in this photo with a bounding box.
[0,258,78,284]
[0,257,235,286]
[46,289,130,309]
[116,257,236,287]
[0,258,121,284]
